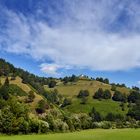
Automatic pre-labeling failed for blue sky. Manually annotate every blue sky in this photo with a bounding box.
[0,0,140,87]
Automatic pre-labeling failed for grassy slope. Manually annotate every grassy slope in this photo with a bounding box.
[64,98,128,116]
[0,76,43,110]
[45,79,130,116]
[45,79,130,97]
[1,129,140,140]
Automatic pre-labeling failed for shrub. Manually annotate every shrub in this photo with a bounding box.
[48,80,57,88]
[93,88,111,99]
[103,89,111,99]
[128,91,140,103]
[26,91,35,103]
[112,91,127,102]
[77,90,89,98]
[36,100,49,114]
[93,88,104,99]
[89,107,103,122]
[61,98,72,107]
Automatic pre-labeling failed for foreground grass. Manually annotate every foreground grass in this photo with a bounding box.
[0,129,140,140]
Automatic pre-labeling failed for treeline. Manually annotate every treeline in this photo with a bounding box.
[92,87,140,104]
[96,77,109,84]
[0,58,57,94]
[61,75,79,84]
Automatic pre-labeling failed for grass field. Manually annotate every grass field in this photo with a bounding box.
[63,98,128,116]
[0,129,140,140]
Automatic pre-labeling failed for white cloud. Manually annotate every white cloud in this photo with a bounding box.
[40,63,61,75]
[40,63,72,75]
[0,0,140,74]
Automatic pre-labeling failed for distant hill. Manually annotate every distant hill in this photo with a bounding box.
[44,77,131,116]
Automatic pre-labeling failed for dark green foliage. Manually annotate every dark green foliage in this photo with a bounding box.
[128,91,140,103]
[48,80,57,88]
[77,90,89,98]
[0,86,9,100]
[0,59,15,76]
[116,83,126,88]
[106,113,124,121]
[36,99,49,114]
[0,99,6,109]
[96,77,109,84]
[104,78,109,84]
[127,100,140,120]
[61,98,72,107]
[0,97,29,134]
[111,83,126,88]
[4,77,9,86]
[112,91,127,102]
[132,86,140,91]
[43,89,62,105]
[93,88,104,99]
[93,88,111,99]
[103,89,112,99]
[78,114,92,129]
[0,80,9,100]
[89,107,102,122]
[62,75,79,84]
[26,91,35,103]
[120,102,125,111]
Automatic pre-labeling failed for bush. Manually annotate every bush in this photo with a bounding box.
[39,120,49,133]
[127,101,140,120]
[36,100,49,114]
[93,88,111,99]
[89,107,103,122]
[61,98,72,107]
[93,88,104,99]
[128,91,140,103]
[29,119,40,133]
[112,91,127,102]
[106,113,125,121]
[77,90,89,98]
[0,97,29,134]
[103,89,111,99]
[48,80,57,88]
[26,91,35,103]
[101,121,112,129]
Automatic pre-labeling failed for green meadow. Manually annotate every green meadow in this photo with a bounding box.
[0,129,140,140]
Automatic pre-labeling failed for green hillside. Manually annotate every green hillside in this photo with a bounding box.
[45,79,131,97]
[45,78,131,116]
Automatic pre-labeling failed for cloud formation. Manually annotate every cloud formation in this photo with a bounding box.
[0,0,140,74]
